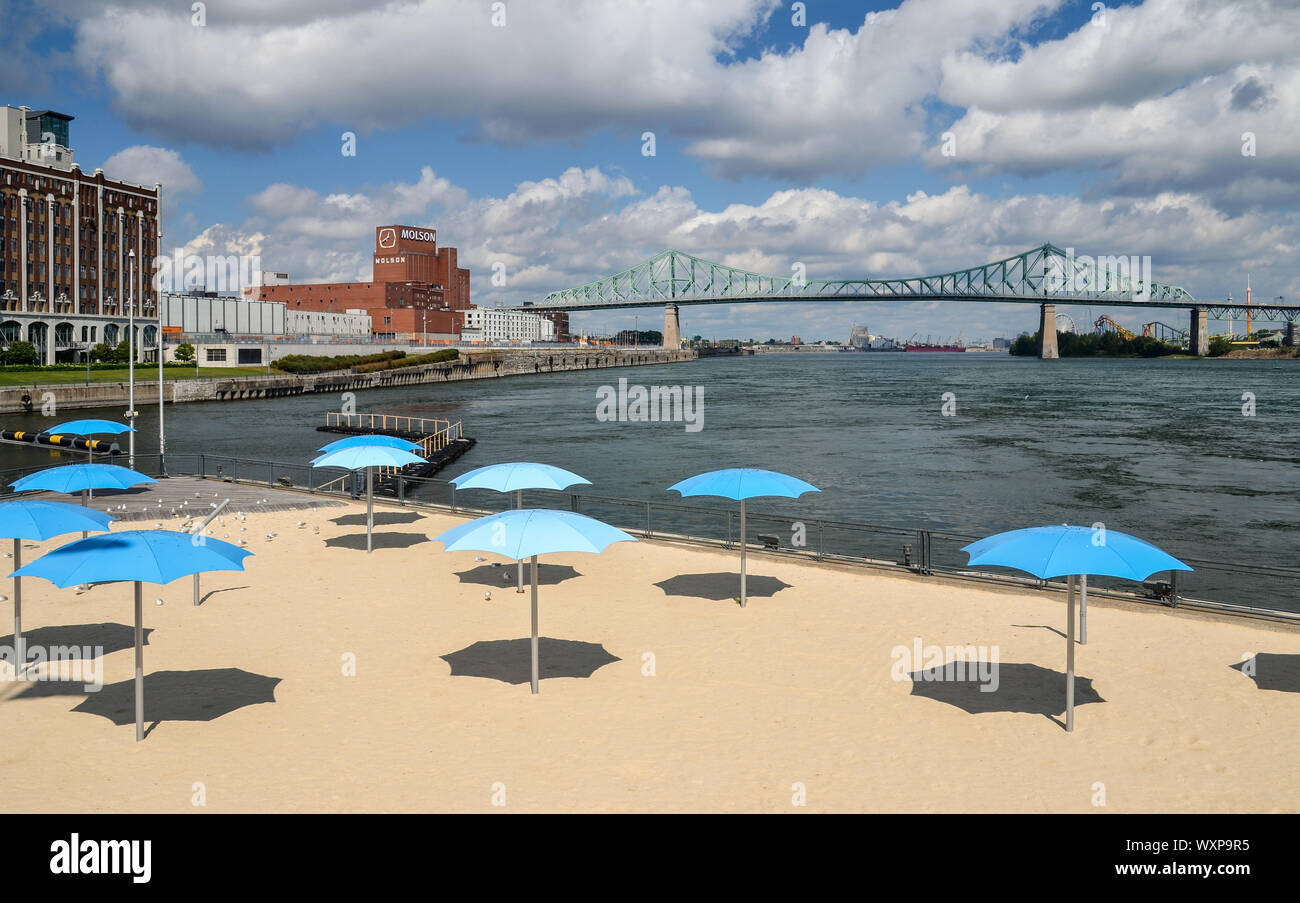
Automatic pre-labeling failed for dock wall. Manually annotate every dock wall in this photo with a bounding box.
[0,349,697,414]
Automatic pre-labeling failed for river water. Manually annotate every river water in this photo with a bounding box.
[2,352,1297,610]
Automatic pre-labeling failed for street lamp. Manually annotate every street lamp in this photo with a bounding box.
[634,315,638,349]
[127,249,136,470]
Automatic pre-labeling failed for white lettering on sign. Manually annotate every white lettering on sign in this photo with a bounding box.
[374,256,406,265]
[399,228,435,242]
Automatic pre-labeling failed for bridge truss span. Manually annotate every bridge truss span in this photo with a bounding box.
[523,244,1262,313]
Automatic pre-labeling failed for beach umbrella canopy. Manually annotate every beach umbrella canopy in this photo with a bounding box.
[962,525,1191,581]
[11,530,252,741]
[450,462,591,493]
[9,463,156,495]
[667,468,820,607]
[0,499,117,662]
[449,462,592,591]
[667,468,820,502]
[312,444,425,553]
[962,524,1191,732]
[0,500,116,540]
[318,434,423,453]
[43,419,135,436]
[432,509,636,694]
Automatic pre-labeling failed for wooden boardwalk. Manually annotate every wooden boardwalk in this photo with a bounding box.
[20,475,345,523]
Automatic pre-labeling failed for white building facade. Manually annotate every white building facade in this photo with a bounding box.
[461,307,556,343]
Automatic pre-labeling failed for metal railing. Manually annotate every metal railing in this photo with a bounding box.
[314,416,464,492]
[3,453,1298,623]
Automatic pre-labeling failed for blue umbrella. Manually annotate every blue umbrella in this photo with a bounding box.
[0,500,117,662]
[667,468,820,607]
[432,509,636,693]
[44,419,135,436]
[450,462,592,592]
[10,462,157,524]
[318,434,423,453]
[11,530,253,741]
[312,445,426,553]
[42,419,134,465]
[9,463,156,495]
[963,524,1192,731]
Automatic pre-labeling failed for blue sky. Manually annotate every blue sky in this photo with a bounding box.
[5,0,1296,341]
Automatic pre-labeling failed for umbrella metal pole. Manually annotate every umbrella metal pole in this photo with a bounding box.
[193,573,200,606]
[739,499,747,607]
[1079,574,1088,645]
[530,555,539,695]
[1066,575,1076,733]
[134,581,144,742]
[516,490,524,593]
[80,488,89,538]
[12,539,21,671]
[366,467,373,554]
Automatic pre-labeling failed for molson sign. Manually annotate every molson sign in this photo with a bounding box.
[376,226,436,249]
[400,228,436,243]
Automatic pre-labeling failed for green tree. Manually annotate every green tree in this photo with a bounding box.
[2,341,38,365]
[89,343,113,363]
[174,342,195,362]
[1208,336,1232,357]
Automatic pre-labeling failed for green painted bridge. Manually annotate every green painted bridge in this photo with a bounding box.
[513,244,1299,356]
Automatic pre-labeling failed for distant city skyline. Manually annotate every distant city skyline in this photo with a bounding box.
[7,0,1297,341]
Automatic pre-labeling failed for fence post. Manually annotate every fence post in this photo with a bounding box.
[570,494,580,514]
[816,521,824,561]
[726,510,733,549]
[231,459,238,483]
[199,454,206,479]
[1169,569,1179,609]
[398,474,405,505]
[645,500,652,538]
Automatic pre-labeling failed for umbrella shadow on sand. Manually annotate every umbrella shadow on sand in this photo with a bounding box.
[908,661,1105,729]
[441,638,619,686]
[69,668,281,738]
[454,563,582,587]
[0,622,149,659]
[655,572,792,602]
[324,532,427,551]
[1231,653,1300,693]
[330,511,424,527]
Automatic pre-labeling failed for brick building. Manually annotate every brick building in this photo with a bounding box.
[1,105,162,318]
[251,225,470,340]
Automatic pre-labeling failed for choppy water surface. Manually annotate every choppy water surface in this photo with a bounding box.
[3,353,1297,608]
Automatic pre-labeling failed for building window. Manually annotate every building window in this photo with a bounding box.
[206,347,227,362]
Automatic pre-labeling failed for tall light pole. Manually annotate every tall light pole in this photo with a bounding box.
[157,279,165,475]
[634,314,639,349]
[127,248,136,470]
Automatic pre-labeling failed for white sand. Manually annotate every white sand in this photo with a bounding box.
[0,499,1296,813]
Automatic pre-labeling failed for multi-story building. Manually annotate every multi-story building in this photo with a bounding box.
[461,307,556,343]
[250,225,470,340]
[1,105,162,362]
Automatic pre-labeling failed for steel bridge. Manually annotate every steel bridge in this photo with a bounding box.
[515,244,1299,356]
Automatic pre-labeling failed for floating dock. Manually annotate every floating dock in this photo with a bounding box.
[315,413,475,494]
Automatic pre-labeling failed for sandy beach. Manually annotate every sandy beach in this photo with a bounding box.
[0,490,1297,814]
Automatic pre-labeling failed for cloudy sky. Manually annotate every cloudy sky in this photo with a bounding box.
[6,0,1297,341]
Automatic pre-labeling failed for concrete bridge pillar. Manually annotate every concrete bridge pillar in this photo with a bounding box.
[663,303,681,350]
[1037,303,1059,359]
[1285,322,1298,347]
[1190,308,1209,356]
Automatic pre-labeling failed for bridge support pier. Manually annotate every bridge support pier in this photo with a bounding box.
[1037,303,1059,359]
[1285,322,1298,347]
[1189,307,1209,356]
[663,303,681,350]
